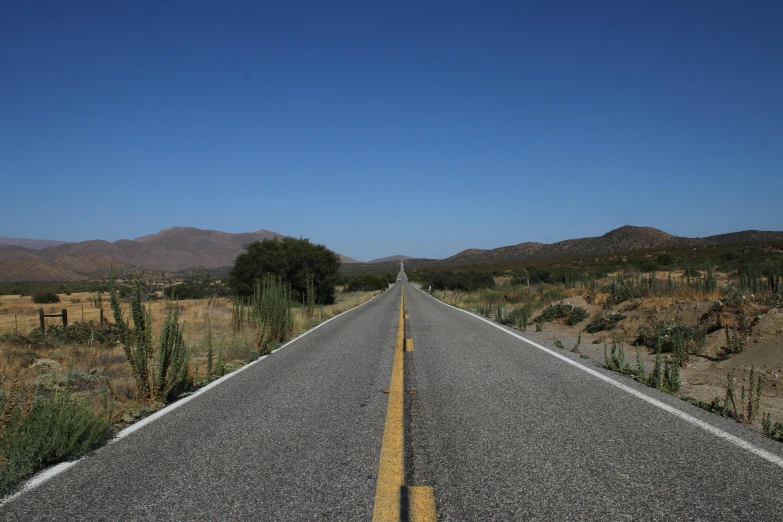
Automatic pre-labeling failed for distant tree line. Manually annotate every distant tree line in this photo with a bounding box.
[339,273,397,292]
[416,271,495,292]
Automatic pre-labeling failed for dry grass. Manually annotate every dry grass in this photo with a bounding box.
[0,289,380,425]
[0,292,111,333]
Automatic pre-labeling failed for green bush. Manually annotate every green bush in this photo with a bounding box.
[32,291,60,304]
[110,277,190,403]
[637,321,705,354]
[250,275,292,354]
[634,258,660,273]
[656,253,676,267]
[343,273,396,292]
[762,414,783,441]
[539,304,589,326]
[229,237,340,304]
[585,313,627,333]
[0,389,113,496]
[164,283,213,300]
[498,305,532,330]
[419,271,495,292]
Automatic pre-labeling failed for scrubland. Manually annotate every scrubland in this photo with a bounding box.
[0,286,380,495]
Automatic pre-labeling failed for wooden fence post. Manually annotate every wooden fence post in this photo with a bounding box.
[39,308,45,332]
[62,309,67,327]
[100,308,104,325]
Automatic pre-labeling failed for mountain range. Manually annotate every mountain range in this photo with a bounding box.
[1,225,781,282]
[0,227,356,282]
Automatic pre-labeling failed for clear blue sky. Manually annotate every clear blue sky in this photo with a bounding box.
[1,1,781,261]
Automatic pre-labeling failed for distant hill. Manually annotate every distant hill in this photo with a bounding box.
[368,255,411,264]
[0,236,72,250]
[0,227,358,281]
[0,245,38,263]
[339,255,362,264]
[443,226,783,265]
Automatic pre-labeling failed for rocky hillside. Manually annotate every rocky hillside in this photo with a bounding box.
[0,254,142,282]
[444,226,783,265]
[32,228,283,271]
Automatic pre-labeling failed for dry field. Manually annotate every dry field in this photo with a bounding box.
[0,289,381,425]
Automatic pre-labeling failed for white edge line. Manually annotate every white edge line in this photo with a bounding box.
[1,288,390,507]
[412,285,783,470]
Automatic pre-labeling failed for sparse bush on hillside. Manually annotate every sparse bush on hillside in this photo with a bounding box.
[498,304,532,331]
[32,291,60,304]
[634,258,660,273]
[762,414,783,441]
[585,313,627,333]
[637,321,705,357]
[539,303,589,326]
[656,253,676,267]
[605,273,657,306]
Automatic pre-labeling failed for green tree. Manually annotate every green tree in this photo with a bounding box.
[228,237,340,304]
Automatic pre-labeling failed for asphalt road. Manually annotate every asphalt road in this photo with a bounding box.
[3,273,783,520]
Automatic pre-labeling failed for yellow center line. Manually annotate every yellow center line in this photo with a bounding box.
[373,286,437,521]
[373,287,406,521]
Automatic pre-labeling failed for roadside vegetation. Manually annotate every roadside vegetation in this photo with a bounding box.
[228,237,340,304]
[0,238,384,496]
[338,272,398,292]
